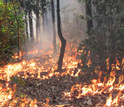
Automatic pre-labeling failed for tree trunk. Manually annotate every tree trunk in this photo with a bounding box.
[57,0,66,71]
[51,0,56,52]
[36,0,40,43]
[29,10,34,41]
[108,18,116,74]
[36,13,39,43]
[85,0,93,32]
[12,0,21,60]
[25,14,29,39]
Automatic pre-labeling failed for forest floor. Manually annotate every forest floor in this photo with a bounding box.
[0,43,124,107]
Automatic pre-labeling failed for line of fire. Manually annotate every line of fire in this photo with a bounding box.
[0,0,124,107]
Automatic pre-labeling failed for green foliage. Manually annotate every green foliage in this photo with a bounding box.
[24,0,50,15]
[0,0,25,63]
[20,94,26,97]
[79,0,124,74]
[10,76,27,86]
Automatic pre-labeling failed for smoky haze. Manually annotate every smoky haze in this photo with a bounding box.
[26,0,87,53]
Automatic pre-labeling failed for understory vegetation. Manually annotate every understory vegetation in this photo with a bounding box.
[0,0,124,106]
[78,0,124,77]
[0,0,25,63]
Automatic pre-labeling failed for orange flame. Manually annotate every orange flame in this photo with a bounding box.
[0,43,124,106]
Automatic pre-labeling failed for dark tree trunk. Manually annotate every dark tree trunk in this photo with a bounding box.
[51,0,56,52]
[12,0,21,60]
[41,0,46,43]
[25,14,29,39]
[108,18,116,74]
[36,14,39,43]
[85,0,95,72]
[29,10,34,40]
[57,0,66,71]
[36,0,40,43]
[85,0,93,32]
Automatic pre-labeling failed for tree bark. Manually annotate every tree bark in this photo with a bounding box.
[36,14,39,43]
[25,14,29,39]
[51,0,56,52]
[57,0,66,71]
[29,10,34,41]
[12,0,21,60]
[85,0,93,32]
[36,0,40,43]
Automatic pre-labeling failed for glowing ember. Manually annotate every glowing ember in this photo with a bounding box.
[106,93,112,106]
[0,43,124,106]
[12,51,25,59]
[0,84,16,106]
[64,72,124,106]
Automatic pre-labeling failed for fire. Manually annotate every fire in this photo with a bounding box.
[106,93,112,106]
[4,62,23,81]
[63,55,124,106]
[0,43,124,106]
[64,72,124,106]
[0,83,16,106]
[0,43,82,106]
[12,51,25,59]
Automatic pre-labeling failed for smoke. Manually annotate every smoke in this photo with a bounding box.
[60,0,87,44]
[26,0,87,54]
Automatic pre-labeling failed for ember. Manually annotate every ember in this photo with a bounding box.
[64,71,124,106]
[0,43,82,106]
[0,42,123,106]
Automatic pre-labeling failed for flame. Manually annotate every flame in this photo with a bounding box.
[0,43,124,106]
[0,43,82,106]
[106,93,112,106]
[12,51,25,59]
[0,83,16,106]
[64,72,124,106]
[46,98,50,107]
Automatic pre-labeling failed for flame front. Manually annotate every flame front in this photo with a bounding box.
[64,72,124,106]
[0,43,124,106]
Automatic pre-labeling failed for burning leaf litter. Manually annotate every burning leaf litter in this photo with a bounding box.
[0,42,124,107]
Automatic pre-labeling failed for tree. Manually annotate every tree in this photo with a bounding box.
[23,0,49,43]
[0,0,25,63]
[51,0,57,52]
[79,0,124,76]
[35,0,40,43]
[85,0,93,32]
[57,0,66,71]
[28,0,34,41]
[12,0,21,59]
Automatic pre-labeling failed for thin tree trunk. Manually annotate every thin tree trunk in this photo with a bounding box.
[12,0,21,60]
[109,18,115,74]
[85,0,94,69]
[51,0,56,52]
[85,0,93,32]
[36,0,40,43]
[36,14,39,43]
[41,0,46,43]
[29,10,34,41]
[25,14,29,39]
[57,0,66,71]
